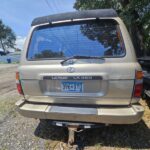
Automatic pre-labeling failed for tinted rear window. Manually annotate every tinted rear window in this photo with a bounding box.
[27,20,125,60]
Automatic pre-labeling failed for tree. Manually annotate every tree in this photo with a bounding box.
[0,19,16,52]
[74,0,150,57]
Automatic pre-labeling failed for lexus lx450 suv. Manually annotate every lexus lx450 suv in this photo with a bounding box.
[16,9,144,127]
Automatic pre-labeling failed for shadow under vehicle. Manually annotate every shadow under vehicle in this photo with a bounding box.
[34,119,150,149]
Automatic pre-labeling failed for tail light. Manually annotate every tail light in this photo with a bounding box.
[133,71,143,98]
[16,72,24,95]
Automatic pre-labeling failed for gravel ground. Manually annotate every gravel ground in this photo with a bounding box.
[0,64,150,150]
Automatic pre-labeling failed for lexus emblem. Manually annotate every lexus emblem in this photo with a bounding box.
[67,67,75,73]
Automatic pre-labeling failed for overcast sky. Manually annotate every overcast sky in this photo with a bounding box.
[0,0,75,49]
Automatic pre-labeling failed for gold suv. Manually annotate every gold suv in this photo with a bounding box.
[16,9,144,126]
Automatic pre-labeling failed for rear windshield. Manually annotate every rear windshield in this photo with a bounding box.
[27,20,125,60]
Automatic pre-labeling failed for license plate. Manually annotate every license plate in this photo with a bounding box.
[61,81,83,93]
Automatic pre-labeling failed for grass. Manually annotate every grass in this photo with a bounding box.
[0,93,20,121]
[94,143,102,150]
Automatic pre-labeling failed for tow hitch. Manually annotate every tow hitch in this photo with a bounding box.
[68,126,77,145]
[52,121,106,148]
[68,126,84,146]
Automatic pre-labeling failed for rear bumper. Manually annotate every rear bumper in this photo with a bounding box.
[16,100,144,124]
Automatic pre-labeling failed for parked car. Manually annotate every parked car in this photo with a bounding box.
[0,48,7,56]
[16,9,144,143]
[138,57,150,99]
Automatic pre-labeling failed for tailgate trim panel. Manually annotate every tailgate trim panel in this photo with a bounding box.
[43,76,103,80]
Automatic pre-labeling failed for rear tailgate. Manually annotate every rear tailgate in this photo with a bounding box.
[19,61,135,105]
[19,18,138,105]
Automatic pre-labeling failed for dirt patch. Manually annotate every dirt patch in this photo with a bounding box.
[0,64,150,150]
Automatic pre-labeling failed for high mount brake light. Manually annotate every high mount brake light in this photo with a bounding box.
[133,71,143,98]
[16,72,24,95]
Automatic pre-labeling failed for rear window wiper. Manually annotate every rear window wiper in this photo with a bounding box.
[60,55,105,65]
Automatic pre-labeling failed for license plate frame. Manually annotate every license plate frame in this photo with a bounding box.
[61,81,83,93]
